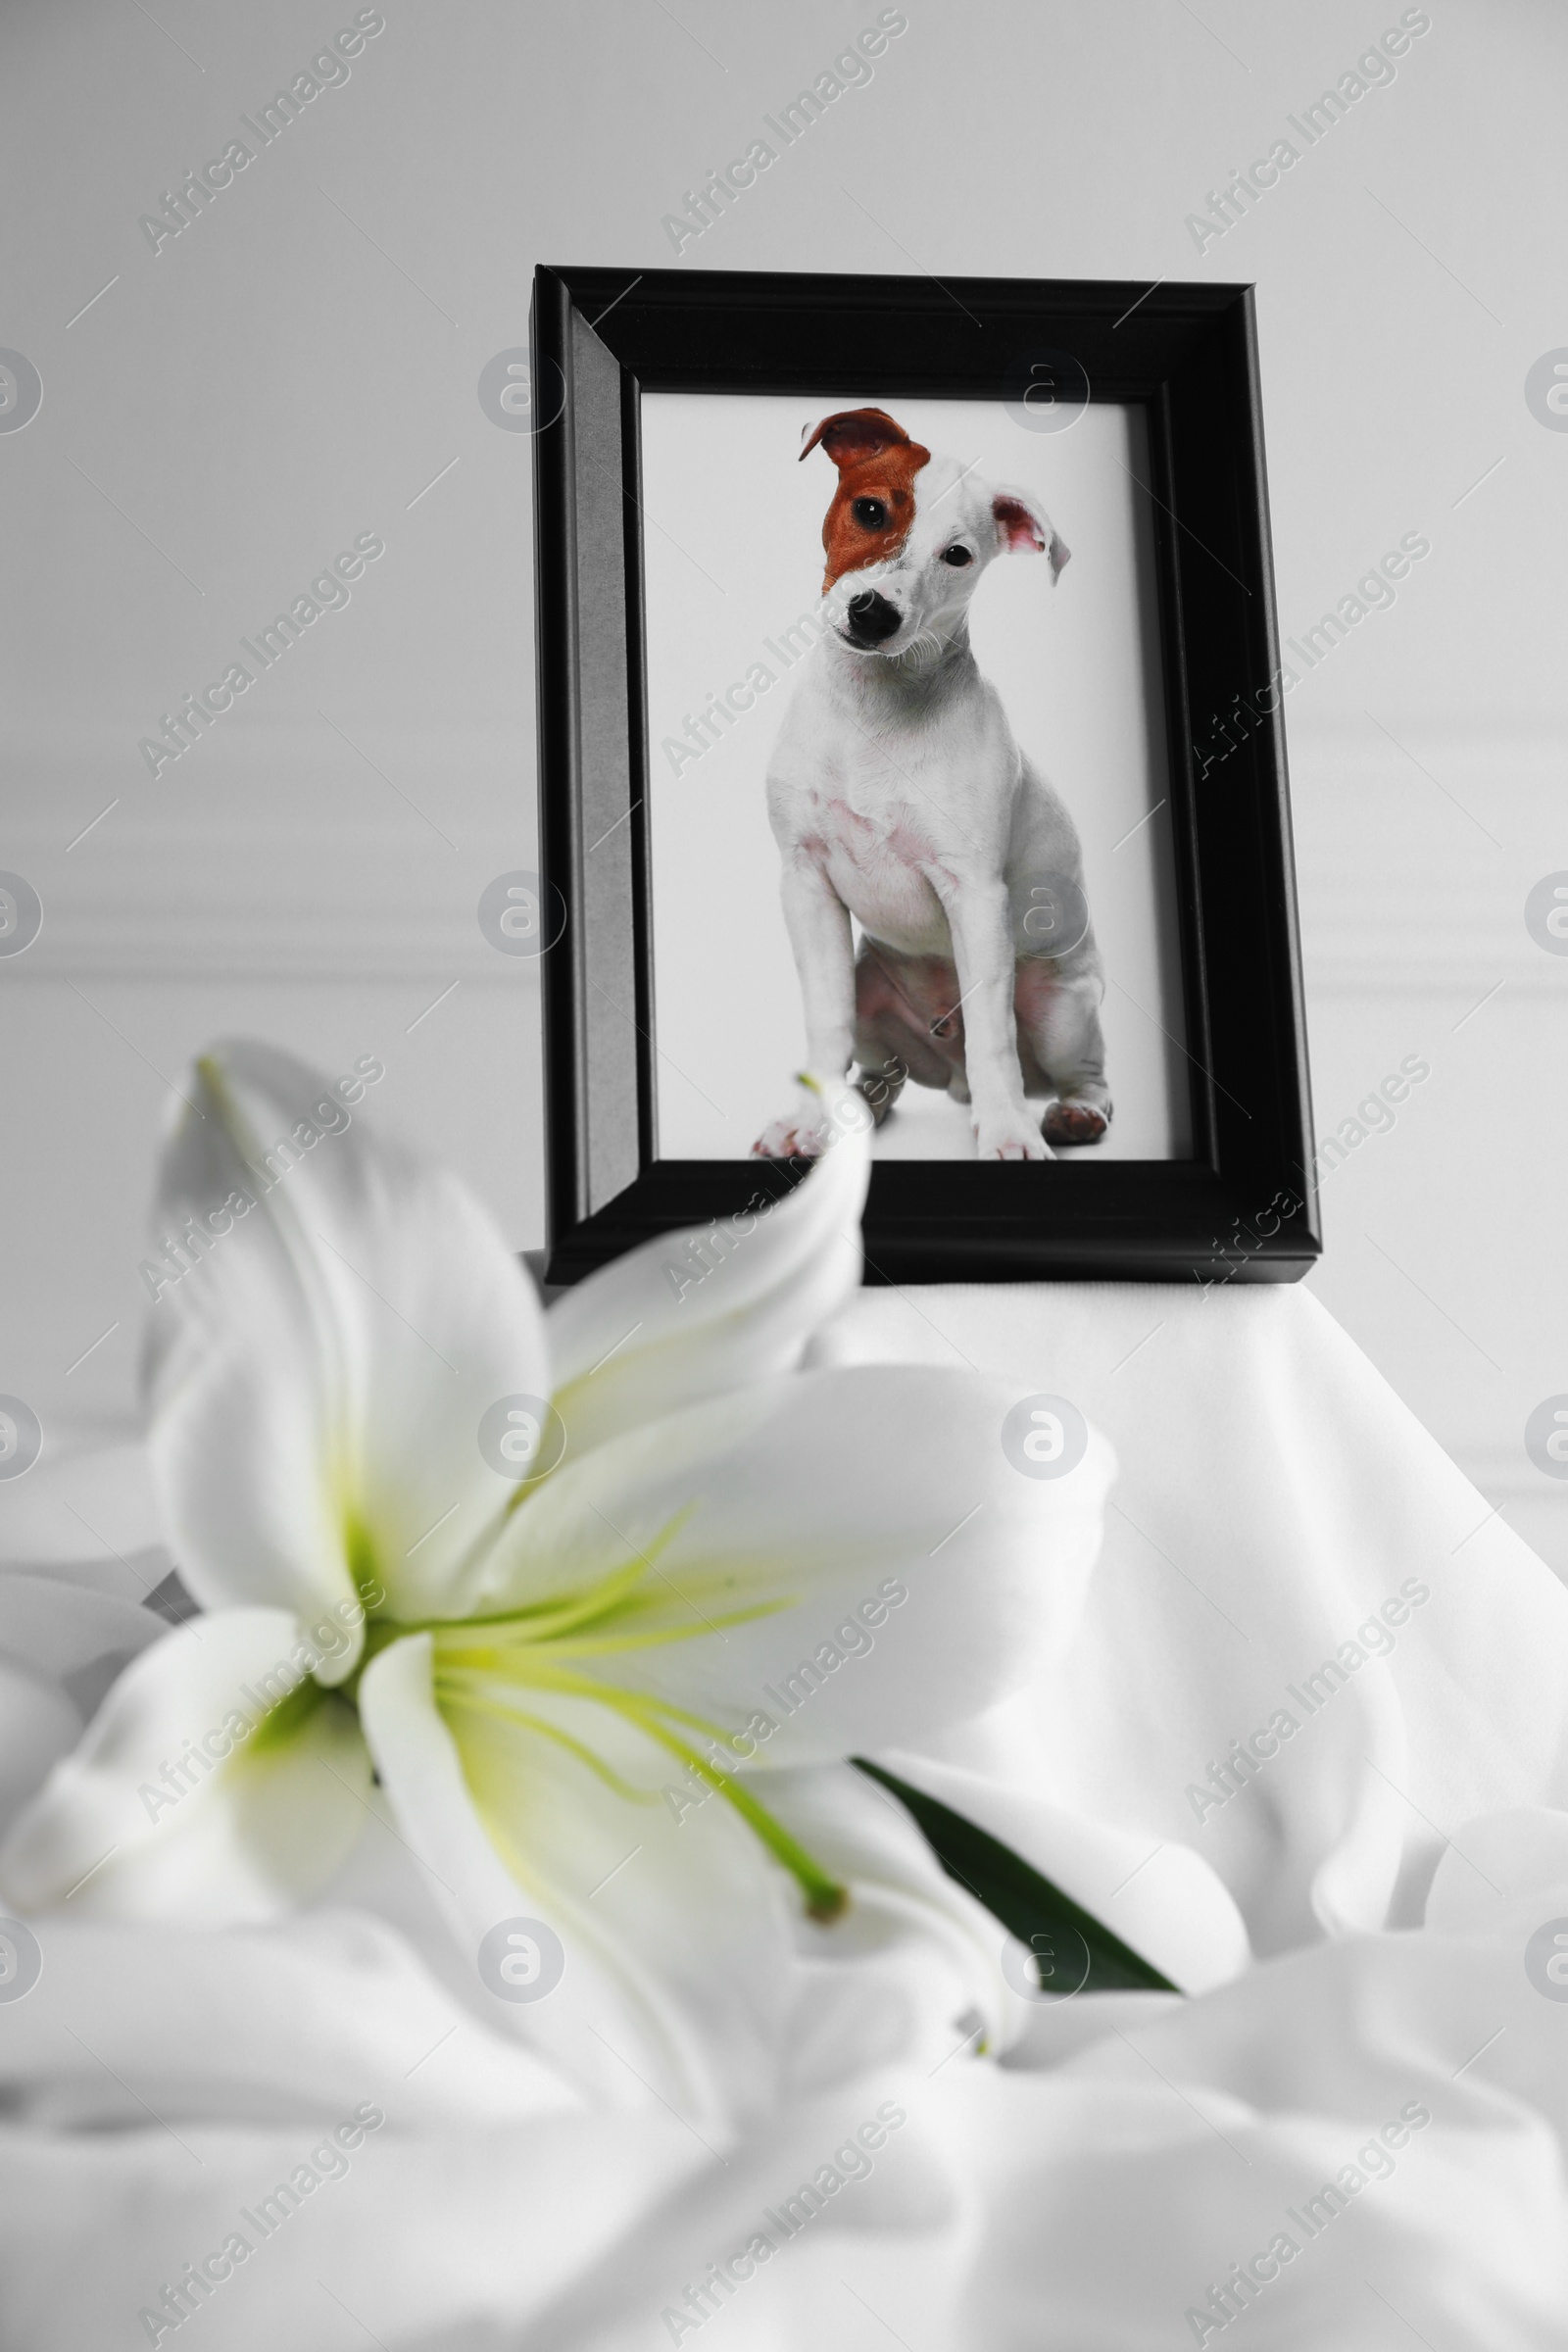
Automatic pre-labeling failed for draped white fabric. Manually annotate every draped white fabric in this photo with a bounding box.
[2,1279,1566,2348]
[814,1281,1568,1963]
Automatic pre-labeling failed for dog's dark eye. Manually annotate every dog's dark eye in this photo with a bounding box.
[941,545,973,567]
[852,497,887,529]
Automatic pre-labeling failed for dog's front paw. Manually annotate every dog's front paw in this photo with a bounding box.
[752,1112,830,1160]
[973,1118,1053,1162]
[1043,1097,1111,1147]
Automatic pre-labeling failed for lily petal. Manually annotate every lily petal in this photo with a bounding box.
[145,1043,552,1651]
[546,1089,869,1458]
[0,1607,370,1923]
[358,1631,801,2126]
[457,1365,1112,1766]
[366,1633,1039,2126]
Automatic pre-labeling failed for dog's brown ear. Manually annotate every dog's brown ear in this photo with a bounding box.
[993,490,1071,583]
[800,408,911,467]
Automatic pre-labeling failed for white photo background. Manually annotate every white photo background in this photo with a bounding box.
[643,392,1193,1162]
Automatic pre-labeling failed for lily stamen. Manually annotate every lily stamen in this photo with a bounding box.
[433,1637,849,1923]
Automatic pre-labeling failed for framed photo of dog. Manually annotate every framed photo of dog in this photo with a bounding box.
[530,265,1319,1286]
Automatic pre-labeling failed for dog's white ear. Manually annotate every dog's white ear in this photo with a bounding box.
[800,408,912,468]
[993,490,1070,583]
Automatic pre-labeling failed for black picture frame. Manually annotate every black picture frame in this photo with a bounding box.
[531,264,1319,1289]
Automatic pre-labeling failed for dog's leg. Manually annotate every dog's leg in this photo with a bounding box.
[779,860,856,1078]
[941,878,1053,1160]
[1023,973,1113,1146]
[854,942,944,1125]
[752,862,856,1158]
[856,1054,906,1125]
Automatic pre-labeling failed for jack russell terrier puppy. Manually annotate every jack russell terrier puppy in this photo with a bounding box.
[753,406,1112,1162]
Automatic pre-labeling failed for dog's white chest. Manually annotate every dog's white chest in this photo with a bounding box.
[795,777,951,950]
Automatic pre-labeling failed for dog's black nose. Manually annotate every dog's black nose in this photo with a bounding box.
[845,590,903,646]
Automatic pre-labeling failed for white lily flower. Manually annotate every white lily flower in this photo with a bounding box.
[0,1045,1111,2123]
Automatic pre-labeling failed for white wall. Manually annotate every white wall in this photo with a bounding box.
[1,0,1565,1568]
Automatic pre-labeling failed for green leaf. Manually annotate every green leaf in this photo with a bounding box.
[855,1759,1179,1997]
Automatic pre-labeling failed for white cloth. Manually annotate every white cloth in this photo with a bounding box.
[814,1280,1568,1964]
[4,1282,1568,2348]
